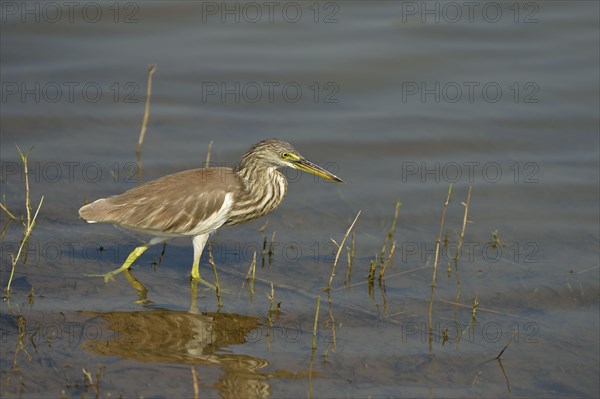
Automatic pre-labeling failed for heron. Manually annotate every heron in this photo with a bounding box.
[79,139,344,284]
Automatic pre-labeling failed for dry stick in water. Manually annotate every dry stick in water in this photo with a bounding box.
[495,331,515,393]
[370,201,401,293]
[379,276,389,314]
[308,349,316,399]
[267,283,275,351]
[471,291,479,323]
[207,240,222,307]
[453,186,472,262]
[245,250,257,299]
[20,147,33,225]
[259,220,269,266]
[452,187,472,348]
[13,314,31,368]
[367,256,377,299]
[18,145,34,264]
[82,366,103,399]
[136,64,157,183]
[491,230,502,249]
[497,357,512,393]
[379,201,401,269]
[245,250,257,280]
[312,295,321,350]
[428,184,453,354]
[344,232,355,285]
[308,316,318,399]
[0,199,18,221]
[431,184,453,288]
[191,367,200,399]
[0,202,17,240]
[496,330,516,359]
[5,147,44,298]
[268,231,276,265]
[326,292,337,351]
[324,211,361,291]
[379,240,396,281]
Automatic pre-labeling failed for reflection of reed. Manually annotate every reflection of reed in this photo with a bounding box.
[82,309,270,398]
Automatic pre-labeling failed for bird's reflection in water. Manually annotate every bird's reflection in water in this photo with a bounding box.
[81,308,271,398]
[120,268,217,313]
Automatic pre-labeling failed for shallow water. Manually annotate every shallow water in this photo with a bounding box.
[1,1,599,398]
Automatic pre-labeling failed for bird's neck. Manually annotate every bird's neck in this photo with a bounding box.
[234,161,287,198]
[234,153,285,188]
[226,162,288,226]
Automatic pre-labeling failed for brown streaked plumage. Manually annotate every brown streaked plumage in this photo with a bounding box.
[79,139,344,284]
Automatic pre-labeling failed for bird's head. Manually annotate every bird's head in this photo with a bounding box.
[240,139,344,183]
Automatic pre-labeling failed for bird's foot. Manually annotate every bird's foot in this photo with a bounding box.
[84,272,119,283]
[190,276,218,291]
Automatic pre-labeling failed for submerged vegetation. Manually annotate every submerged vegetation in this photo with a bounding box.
[2,146,45,302]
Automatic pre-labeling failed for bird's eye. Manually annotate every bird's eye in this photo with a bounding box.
[281,152,291,159]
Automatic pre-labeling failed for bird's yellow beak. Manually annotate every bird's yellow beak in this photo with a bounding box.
[293,157,345,183]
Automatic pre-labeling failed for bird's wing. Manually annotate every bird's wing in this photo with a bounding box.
[79,168,240,236]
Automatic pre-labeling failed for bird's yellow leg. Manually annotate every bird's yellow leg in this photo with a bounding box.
[191,257,201,281]
[190,256,217,291]
[189,280,200,314]
[85,243,151,283]
[123,269,152,305]
[190,270,217,291]
[189,234,217,290]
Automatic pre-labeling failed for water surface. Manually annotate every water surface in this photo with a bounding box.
[1,1,598,398]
